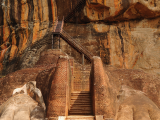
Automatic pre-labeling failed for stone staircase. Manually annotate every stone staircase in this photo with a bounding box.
[66,116,95,120]
[53,18,94,62]
[72,62,91,91]
[68,60,93,116]
[69,91,92,115]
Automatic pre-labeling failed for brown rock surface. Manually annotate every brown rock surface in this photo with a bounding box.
[0,0,160,77]
[0,51,159,119]
[0,94,38,120]
[0,49,72,119]
[104,65,160,109]
[84,0,160,22]
[61,17,160,76]
[90,57,160,119]
[0,50,64,106]
[115,86,160,120]
[56,0,160,22]
[0,0,57,75]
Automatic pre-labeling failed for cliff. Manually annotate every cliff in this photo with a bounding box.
[0,0,57,74]
[0,0,160,76]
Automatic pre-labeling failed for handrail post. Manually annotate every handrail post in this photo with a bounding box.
[59,34,60,49]
[52,34,54,49]
[82,54,84,65]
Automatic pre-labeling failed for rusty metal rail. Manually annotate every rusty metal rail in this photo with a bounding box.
[52,17,94,62]
[60,29,93,62]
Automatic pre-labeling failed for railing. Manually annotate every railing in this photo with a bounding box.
[52,15,94,62]
[52,18,59,32]
[60,29,93,61]
[53,17,64,33]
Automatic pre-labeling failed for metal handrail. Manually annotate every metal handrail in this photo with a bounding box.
[52,17,59,32]
[62,30,93,56]
[52,18,94,61]
[61,29,94,58]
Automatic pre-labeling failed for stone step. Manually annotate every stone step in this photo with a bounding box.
[73,94,90,95]
[70,90,92,115]
[71,95,90,97]
[72,91,90,94]
[69,111,93,114]
[71,96,91,98]
[71,96,91,100]
[71,93,90,95]
[70,102,91,104]
[70,105,92,108]
[71,95,91,97]
[70,107,92,110]
[66,116,94,120]
[70,101,91,104]
[70,100,91,103]
[71,97,91,100]
[70,102,91,105]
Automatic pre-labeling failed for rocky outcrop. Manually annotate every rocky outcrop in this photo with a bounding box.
[115,86,160,120]
[0,0,159,79]
[61,17,160,76]
[90,57,160,119]
[0,50,160,119]
[56,0,160,22]
[0,49,61,106]
[0,0,57,75]
[84,0,160,22]
[0,49,72,119]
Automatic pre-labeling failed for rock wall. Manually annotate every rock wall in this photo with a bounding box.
[60,17,160,76]
[0,0,160,77]
[84,0,160,22]
[0,0,57,75]
[56,0,160,22]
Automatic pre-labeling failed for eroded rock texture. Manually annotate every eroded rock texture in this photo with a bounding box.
[56,0,160,22]
[115,86,160,120]
[84,0,160,22]
[0,0,57,75]
[0,52,159,120]
[60,18,160,76]
[90,57,160,119]
[0,0,160,78]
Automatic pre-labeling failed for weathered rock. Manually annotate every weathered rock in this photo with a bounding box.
[0,0,57,74]
[0,49,69,119]
[56,0,160,22]
[84,0,160,22]
[0,94,38,120]
[0,0,160,77]
[115,86,160,120]
[104,65,160,109]
[90,57,160,119]
[61,17,160,76]
[0,51,159,119]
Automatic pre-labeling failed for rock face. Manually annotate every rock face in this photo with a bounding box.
[0,51,160,120]
[0,50,59,106]
[56,0,160,22]
[60,18,160,76]
[0,0,57,75]
[0,0,160,119]
[90,57,160,119]
[84,0,160,22]
[0,94,38,120]
[0,0,160,76]
[115,86,160,120]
